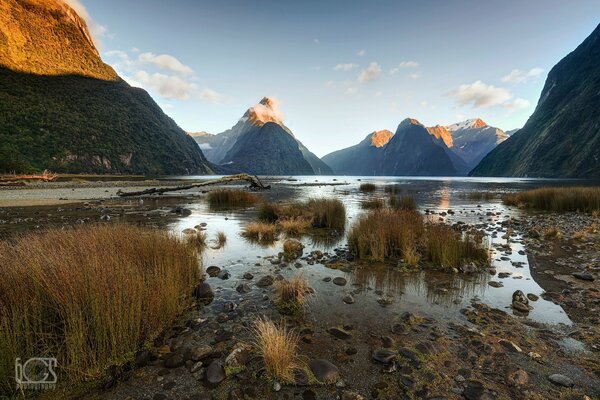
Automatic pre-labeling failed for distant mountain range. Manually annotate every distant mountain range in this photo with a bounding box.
[323,118,508,176]
[0,0,213,175]
[193,97,332,175]
[472,23,600,178]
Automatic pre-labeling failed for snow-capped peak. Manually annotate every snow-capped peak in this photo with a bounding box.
[447,118,488,131]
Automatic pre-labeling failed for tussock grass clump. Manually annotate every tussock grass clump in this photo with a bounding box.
[361,198,385,210]
[389,195,417,211]
[0,225,201,393]
[502,187,600,212]
[253,318,301,384]
[187,230,207,248]
[384,185,402,194]
[207,189,259,208]
[306,198,346,230]
[257,202,279,223]
[215,231,227,248]
[359,183,377,192]
[242,222,277,242]
[275,275,311,308]
[424,224,489,269]
[348,209,423,262]
[543,226,562,240]
[465,191,495,201]
[279,217,312,236]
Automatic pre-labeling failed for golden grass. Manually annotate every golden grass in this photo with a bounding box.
[279,217,312,236]
[463,191,495,201]
[0,224,201,393]
[348,209,489,269]
[306,198,346,230]
[359,183,377,192]
[389,195,417,211]
[543,226,562,240]
[187,230,207,248]
[257,202,279,223]
[275,275,310,306]
[252,318,301,384]
[361,198,385,210]
[573,230,587,241]
[384,185,402,194]
[503,187,600,212]
[215,231,227,248]
[242,222,277,242]
[207,189,259,208]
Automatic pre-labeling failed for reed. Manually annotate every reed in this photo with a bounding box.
[502,187,600,212]
[215,231,227,248]
[389,195,417,211]
[279,217,312,236]
[424,224,489,270]
[242,222,277,242]
[275,275,311,307]
[0,224,201,394]
[207,189,259,208]
[361,198,385,210]
[306,198,346,230]
[257,202,279,223]
[359,183,377,192]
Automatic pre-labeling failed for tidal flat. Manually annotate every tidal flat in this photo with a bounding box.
[1,176,599,400]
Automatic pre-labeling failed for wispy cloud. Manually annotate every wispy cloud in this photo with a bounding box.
[409,72,421,80]
[358,62,381,83]
[501,67,544,84]
[398,60,419,68]
[357,49,366,57]
[133,71,197,100]
[447,80,511,108]
[333,63,358,71]
[138,53,193,75]
[200,88,227,104]
[345,87,358,95]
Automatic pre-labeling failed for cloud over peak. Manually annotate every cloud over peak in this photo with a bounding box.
[138,53,193,75]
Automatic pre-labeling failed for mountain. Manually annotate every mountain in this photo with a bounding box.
[193,97,333,175]
[0,0,213,175]
[442,119,509,169]
[321,130,393,175]
[381,119,459,176]
[471,24,600,178]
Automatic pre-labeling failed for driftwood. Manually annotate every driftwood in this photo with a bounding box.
[0,170,57,183]
[116,173,271,197]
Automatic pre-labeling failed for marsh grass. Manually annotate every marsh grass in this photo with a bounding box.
[462,191,495,201]
[279,217,312,236]
[275,275,311,314]
[187,230,207,248]
[543,226,562,240]
[242,222,277,242]
[503,187,600,212]
[207,189,259,209]
[359,183,376,192]
[348,209,489,269]
[389,195,417,211]
[361,198,385,210]
[214,231,227,248]
[252,318,301,384]
[0,225,201,393]
[384,185,402,195]
[257,202,279,223]
[306,198,346,230]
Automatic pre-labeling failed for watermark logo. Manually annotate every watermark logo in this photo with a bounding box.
[15,357,57,390]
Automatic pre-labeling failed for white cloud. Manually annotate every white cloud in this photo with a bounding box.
[198,143,213,150]
[447,80,512,108]
[503,98,531,111]
[358,62,382,83]
[345,87,358,95]
[390,68,399,75]
[62,0,107,47]
[501,67,544,83]
[199,88,226,104]
[334,63,358,71]
[357,49,366,57]
[133,71,197,100]
[139,52,193,75]
[409,72,421,80]
[398,61,419,68]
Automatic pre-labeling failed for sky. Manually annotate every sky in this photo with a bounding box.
[78,0,600,157]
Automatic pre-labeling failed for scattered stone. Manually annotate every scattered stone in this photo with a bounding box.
[463,380,484,400]
[572,272,595,281]
[381,336,395,348]
[342,294,355,304]
[527,293,539,301]
[236,283,251,294]
[341,391,364,400]
[206,266,220,277]
[309,359,340,383]
[488,281,503,288]
[327,327,352,340]
[333,277,347,286]
[508,368,529,386]
[323,277,332,282]
[372,349,396,364]
[273,381,281,392]
[243,272,254,280]
[548,373,574,387]
[498,339,522,353]
[283,239,304,260]
[256,275,274,287]
[192,282,214,301]
[217,269,231,280]
[205,360,226,385]
[164,353,185,369]
[190,345,212,361]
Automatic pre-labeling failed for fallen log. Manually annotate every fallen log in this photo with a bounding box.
[116,174,270,197]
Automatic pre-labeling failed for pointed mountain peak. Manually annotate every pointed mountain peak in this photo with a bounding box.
[426,125,453,148]
[399,118,423,128]
[241,97,285,127]
[370,130,394,147]
[447,118,488,131]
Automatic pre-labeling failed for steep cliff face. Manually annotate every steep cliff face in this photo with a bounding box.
[0,0,213,175]
[444,119,508,169]
[321,130,393,175]
[472,24,600,178]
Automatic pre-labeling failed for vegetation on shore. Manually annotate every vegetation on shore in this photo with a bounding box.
[503,187,600,212]
[0,224,202,394]
[252,318,302,384]
[257,198,347,233]
[207,189,260,208]
[359,183,376,192]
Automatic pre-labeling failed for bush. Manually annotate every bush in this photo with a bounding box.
[0,225,201,394]
[423,224,489,269]
[279,217,312,236]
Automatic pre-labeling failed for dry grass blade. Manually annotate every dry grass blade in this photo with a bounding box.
[252,318,301,384]
[207,189,259,208]
[242,222,277,242]
[502,187,600,212]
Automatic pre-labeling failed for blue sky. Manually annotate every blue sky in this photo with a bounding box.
[79,0,600,156]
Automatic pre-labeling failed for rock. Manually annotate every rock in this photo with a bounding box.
[512,290,528,305]
[273,381,281,391]
[498,339,522,353]
[327,327,352,340]
[293,368,310,385]
[192,282,214,301]
[243,272,254,280]
[463,380,484,400]
[341,391,364,400]
[398,347,421,367]
[309,359,340,383]
[548,373,574,387]
[190,345,212,361]
[381,336,395,348]
[488,281,503,288]
[205,360,226,385]
[256,275,274,287]
[183,228,197,235]
[206,266,220,277]
[512,301,531,313]
[236,283,251,294]
[217,269,231,280]
[342,294,355,304]
[572,272,595,281]
[225,343,252,368]
[527,293,539,301]
[372,349,396,364]
[164,353,185,368]
[508,368,529,386]
[333,277,347,286]
[323,277,332,282]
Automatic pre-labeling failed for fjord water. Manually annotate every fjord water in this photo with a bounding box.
[168,176,585,326]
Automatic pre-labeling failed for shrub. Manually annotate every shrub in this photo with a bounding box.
[242,222,277,242]
[502,187,600,212]
[465,191,495,201]
[389,195,417,211]
[306,198,346,231]
[252,318,301,384]
[359,183,377,192]
[207,189,259,208]
[0,225,201,394]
